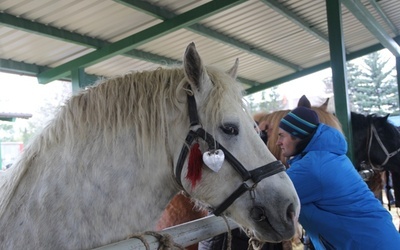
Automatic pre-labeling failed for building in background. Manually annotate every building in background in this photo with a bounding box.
[1,141,24,170]
[0,112,31,170]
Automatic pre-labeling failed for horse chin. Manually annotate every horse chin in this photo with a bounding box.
[250,221,296,243]
[246,203,298,243]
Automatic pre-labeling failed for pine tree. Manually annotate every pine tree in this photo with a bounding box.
[257,87,285,113]
[347,52,398,115]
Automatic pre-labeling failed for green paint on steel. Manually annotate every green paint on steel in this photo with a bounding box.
[0,13,104,48]
[0,58,48,76]
[326,0,354,161]
[117,0,300,71]
[342,0,400,57]
[37,0,246,84]
[0,13,182,66]
[0,3,267,87]
[115,0,175,19]
[259,0,329,44]
[243,35,400,95]
[0,58,98,85]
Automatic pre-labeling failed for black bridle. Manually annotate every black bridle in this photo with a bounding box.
[366,123,400,171]
[175,89,286,216]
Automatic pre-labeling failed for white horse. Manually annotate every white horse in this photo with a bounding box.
[0,43,299,249]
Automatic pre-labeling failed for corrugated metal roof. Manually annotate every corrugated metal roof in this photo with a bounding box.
[0,0,399,93]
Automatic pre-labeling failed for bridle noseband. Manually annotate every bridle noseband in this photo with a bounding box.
[366,123,400,170]
[175,89,285,216]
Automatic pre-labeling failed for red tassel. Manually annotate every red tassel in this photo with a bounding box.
[186,143,203,188]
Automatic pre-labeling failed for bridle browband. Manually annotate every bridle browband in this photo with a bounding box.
[367,123,400,171]
[175,88,286,216]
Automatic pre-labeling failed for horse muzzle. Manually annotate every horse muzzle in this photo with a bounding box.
[249,201,298,242]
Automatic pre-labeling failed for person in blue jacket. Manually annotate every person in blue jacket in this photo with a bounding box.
[277,106,400,250]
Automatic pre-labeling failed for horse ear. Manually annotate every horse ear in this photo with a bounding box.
[226,58,239,79]
[383,114,390,121]
[183,42,212,94]
[297,95,311,108]
[319,98,329,111]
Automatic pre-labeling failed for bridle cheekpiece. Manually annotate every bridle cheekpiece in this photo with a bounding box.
[175,88,285,216]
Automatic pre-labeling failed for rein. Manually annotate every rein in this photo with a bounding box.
[367,123,400,170]
[175,89,285,216]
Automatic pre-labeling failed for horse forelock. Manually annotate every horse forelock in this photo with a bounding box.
[197,66,249,135]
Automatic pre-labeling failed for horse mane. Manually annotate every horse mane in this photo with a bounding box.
[0,65,247,219]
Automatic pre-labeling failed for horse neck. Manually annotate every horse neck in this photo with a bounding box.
[0,125,181,249]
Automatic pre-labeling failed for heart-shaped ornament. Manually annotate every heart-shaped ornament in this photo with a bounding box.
[203,149,225,172]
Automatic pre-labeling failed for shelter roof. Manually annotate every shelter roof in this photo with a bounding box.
[0,0,399,94]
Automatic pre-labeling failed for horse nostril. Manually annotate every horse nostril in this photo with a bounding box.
[250,205,267,222]
[286,203,295,221]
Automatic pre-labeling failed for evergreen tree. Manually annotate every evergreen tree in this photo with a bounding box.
[253,87,285,114]
[347,52,397,115]
[0,123,16,142]
[245,94,258,114]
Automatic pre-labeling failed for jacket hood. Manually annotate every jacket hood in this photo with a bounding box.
[303,124,347,155]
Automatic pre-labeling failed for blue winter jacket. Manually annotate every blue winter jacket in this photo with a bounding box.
[287,124,400,250]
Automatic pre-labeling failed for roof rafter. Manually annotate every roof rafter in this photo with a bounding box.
[368,0,399,35]
[0,58,98,83]
[244,35,400,95]
[0,13,179,69]
[0,10,260,87]
[259,0,329,44]
[115,0,301,71]
[342,0,400,57]
[36,0,247,84]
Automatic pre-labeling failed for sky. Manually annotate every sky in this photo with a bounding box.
[0,72,71,114]
[0,73,72,137]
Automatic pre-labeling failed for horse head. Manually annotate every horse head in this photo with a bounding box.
[352,112,400,173]
[175,43,300,242]
[0,42,299,249]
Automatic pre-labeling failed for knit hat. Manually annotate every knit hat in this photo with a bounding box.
[279,106,319,139]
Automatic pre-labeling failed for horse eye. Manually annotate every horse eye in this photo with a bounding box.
[220,124,239,135]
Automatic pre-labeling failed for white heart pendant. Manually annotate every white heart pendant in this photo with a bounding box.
[202,149,225,172]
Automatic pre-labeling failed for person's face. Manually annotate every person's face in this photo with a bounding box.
[276,128,301,157]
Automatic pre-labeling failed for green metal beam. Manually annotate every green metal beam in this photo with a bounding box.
[326,0,354,161]
[0,6,262,86]
[37,0,246,84]
[259,0,329,44]
[3,35,398,94]
[244,62,331,95]
[0,13,104,48]
[0,118,15,122]
[0,58,98,84]
[0,12,182,66]
[115,0,300,71]
[115,0,175,19]
[0,13,259,87]
[243,35,400,95]
[368,0,399,36]
[342,0,400,57]
[0,58,48,76]
[189,24,300,71]
[397,56,400,108]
